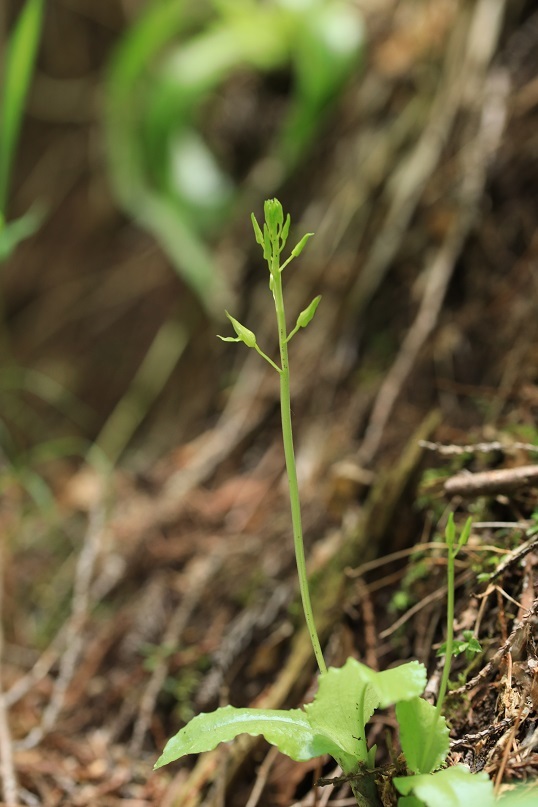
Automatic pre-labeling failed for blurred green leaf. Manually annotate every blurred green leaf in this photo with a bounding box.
[105,0,364,312]
[279,0,365,166]
[0,206,44,262]
[0,0,45,213]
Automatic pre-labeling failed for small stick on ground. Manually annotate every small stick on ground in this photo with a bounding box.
[444,465,538,497]
[19,499,105,749]
[494,698,528,792]
[245,746,279,807]
[420,440,538,456]
[130,552,224,754]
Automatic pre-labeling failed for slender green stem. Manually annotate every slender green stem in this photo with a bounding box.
[271,258,326,675]
[436,546,455,718]
[284,323,300,343]
[422,536,456,772]
[254,343,281,373]
[349,774,382,807]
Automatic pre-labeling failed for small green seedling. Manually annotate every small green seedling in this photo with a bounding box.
[434,513,473,716]
[437,630,482,663]
[155,201,497,806]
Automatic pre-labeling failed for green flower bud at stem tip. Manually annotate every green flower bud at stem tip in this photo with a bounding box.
[225,310,257,348]
[264,198,284,235]
[291,232,314,258]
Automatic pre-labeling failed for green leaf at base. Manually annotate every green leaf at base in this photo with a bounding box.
[155,657,428,774]
[306,658,427,774]
[394,765,495,807]
[396,697,449,774]
[154,705,339,769]
[355,659,427,708]
[305,659,378,772]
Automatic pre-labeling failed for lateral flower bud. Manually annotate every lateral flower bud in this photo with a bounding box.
[291,232,314,258]
[251,213,264,248]
[280,213,291,251]
[296,295,321,329]
[223,310,257,348]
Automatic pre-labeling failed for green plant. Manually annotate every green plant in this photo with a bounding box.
[0,0,68,490]
[154,201,498,806]
[434,514,472,717]
[0,1,94,492]
[437,630,482,664]
[221,200,323,672]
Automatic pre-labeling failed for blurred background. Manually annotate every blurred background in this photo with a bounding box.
[1,0,371,476]
[1,0,536,477]
[1,0,538,805]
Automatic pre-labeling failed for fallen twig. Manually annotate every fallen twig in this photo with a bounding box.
[130,552,224,755]
[444,465,538,497]
[0,545,18,806]
[18,499,105,749]
[420,440,538,456]
[449,598,538,696]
